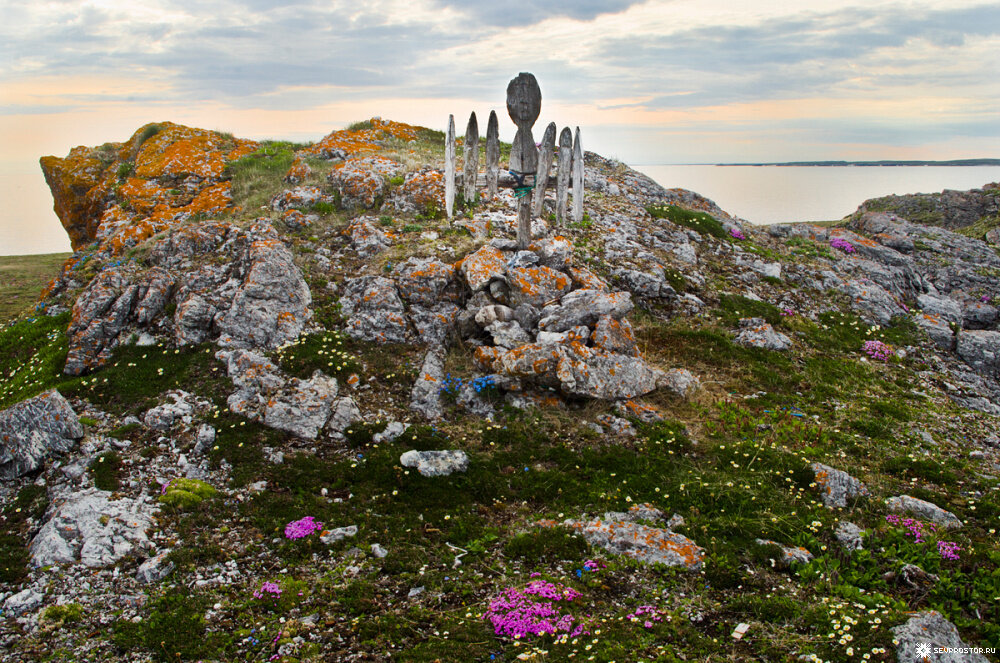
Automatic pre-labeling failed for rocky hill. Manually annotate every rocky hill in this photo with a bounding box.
[0,118,998,662]
[851,182,1000,241]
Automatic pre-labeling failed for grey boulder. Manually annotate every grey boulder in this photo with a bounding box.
[399,450,469,477]
[0,390,83,480]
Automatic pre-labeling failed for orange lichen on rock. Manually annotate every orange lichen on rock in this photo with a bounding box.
[40,121,257,251]
[304,117,422,159]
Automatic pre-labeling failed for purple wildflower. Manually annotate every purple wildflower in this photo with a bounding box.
[830,237,856,253]
[862,340,893,362]
[484,581,588,639]
[780,308,795,317]
[253,581,282,600]
[982,295,992,303]
[886,514,936,543]
[284,516,323,540]
[937,540,961,561]
[729,227,746,240]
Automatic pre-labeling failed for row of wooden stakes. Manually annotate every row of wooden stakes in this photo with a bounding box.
[443,112,585,226]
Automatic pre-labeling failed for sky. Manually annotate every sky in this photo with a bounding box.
[2,0,999,254]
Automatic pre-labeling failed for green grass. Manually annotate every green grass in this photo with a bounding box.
[0,253,70,322]
[226,142,307,213]
[0,312,73,408]
[648,204,728,239]
[0,485,48,583]
[90,451,123,491]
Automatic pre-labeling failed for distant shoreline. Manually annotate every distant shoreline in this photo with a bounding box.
[712,159,1000,167]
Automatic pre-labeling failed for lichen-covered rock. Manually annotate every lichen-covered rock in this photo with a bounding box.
[410,347,446,420]
[30,488,157,568]
[136,550,175,584]
[612,267,677,300]
[886,495,963,528]
[487,321,533,349]
[457,245,507,292]
[399,449,469,477]
[506,265,573,308]
[835,521,864,552]
[3,588,45,617]
[810,462,869,508]
[215,231,312,350]
[591,315,639,356]
[327,397,362,438]
[755,538,814,568]
[143,390,210,431]
[263,372,341,440]
[538,290,633,332]
[660,368,700,398]
[270,186,330,212]
[392,168,445,215]
[962,300,998,330]
[734,318,792,351]
[915,312,955,350]
[528,236,573,270]
[549,517,703,570]
[0,390,84,480]
[328,156,401,208]
[340,276,415,344]
[283,156,312,184]
[839,279,905,325]
[410,304,460,346]
[956,330,1000,378]
[392,257,459,307]
[346,218,394,258]
[62,221,310,374]
[40,122,258,252]
[891,611,989,663]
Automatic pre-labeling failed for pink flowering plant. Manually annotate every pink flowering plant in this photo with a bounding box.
[729,227,746,240]
[830,237,856,253]
[484,579,590,639]
[885,514,962,561]
[627,604,669,630]
[862,340,893,362]
[284,516,323,540]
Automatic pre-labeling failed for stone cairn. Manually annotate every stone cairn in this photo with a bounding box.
[444,72,585,248]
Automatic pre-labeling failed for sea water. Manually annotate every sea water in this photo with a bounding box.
[634,165,1000,226]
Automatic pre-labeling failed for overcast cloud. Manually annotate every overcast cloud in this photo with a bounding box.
[1,0,998,163]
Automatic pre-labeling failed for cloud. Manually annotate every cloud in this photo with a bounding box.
[429,0,643,27]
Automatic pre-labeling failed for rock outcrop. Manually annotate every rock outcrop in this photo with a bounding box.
[0,390,83,480]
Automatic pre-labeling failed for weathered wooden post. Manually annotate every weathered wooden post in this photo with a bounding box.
[462,112,479,204]
[485,111,500,200]
[445,114,456,220]
[556,127,572,226]
[506,72,542,249]
[571,126,584,223]
[532,122,557,218]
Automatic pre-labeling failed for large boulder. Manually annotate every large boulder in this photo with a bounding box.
[810,463,869,508]
[891,611,989,663]
[538,290,633,332]
[30,488,157,568]
[956,330,1000,378]
[886,495,963,529]
[0,390,84,480]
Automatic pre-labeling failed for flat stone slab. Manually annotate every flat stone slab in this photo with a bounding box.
[1,390,83,480]
[886,495,963,529]
[542,514,703,570]
[399,450,469,477]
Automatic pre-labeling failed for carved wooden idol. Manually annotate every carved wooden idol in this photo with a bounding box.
[506,72,542,248]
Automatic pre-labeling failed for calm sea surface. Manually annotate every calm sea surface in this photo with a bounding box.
[3,166,1000,256]
[633,165,1000,226]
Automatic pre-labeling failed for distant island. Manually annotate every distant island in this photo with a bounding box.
[715,158,1000,167]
